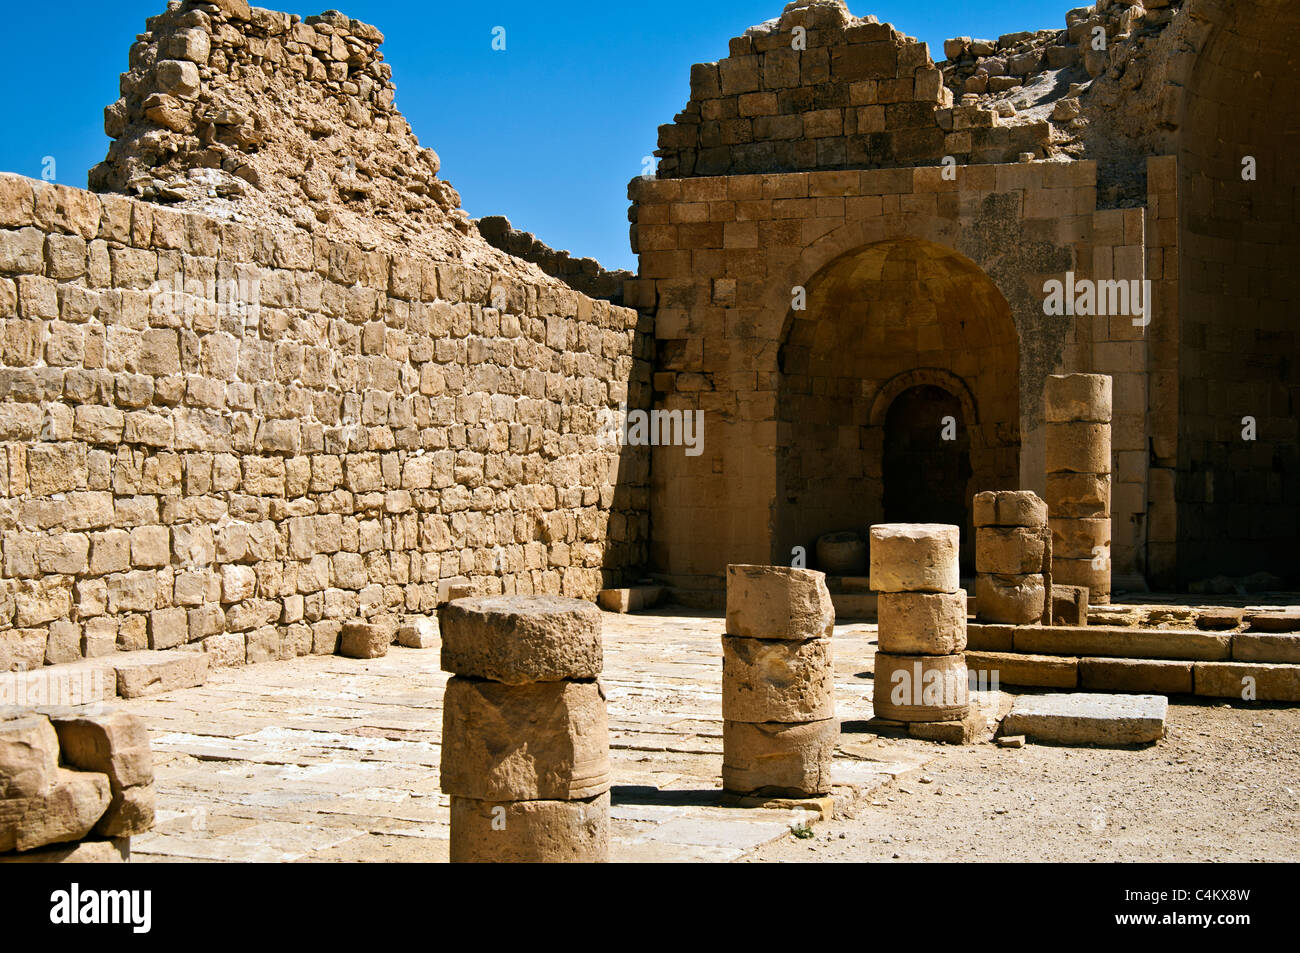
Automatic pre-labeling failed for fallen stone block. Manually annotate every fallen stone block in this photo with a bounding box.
[1193,662,1300,702]
[997,735,1025,749]
[869,524,960,593]
[449,792,609,863]
[113,651,209,698]
[440,677,609,801]
[339,621,390,659]
[1232,633,1300,664]
[965,650,1078,689]
[1001,693,1167,746]
[722,718,837,797]
[0,836,128,863]
[396,617,437,649]
[725,565,835,640]
[439,595,602,684]
[2,767,111,852]
[0,714,59,799]
[877,590,967,655]
[1079,657,1193,694]
[721,635,834,723]
[45,711,154,838]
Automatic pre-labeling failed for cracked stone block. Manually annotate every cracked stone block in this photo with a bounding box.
[1001,693,1167,746]
[439,595,602,684]
[721,635,834,723]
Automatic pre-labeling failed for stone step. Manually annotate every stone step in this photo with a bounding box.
[1193,662,1300,702]
[110,651,210,699]
[1001,692,1167,746]
[0,659,117,708]
[969,623,1231,661]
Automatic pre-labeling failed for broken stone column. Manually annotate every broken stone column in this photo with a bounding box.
[1045,374,1113,604]
[722,565,836,798]
[973,490,1050,625]
[438,595,609,862]
[870,524,971,731]
[1,708,153,861]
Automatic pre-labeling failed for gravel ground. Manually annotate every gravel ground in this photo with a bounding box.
[751,699,1300,862]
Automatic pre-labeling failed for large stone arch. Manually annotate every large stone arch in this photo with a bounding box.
[1168,0,1300,584]
[772,238,1020,571]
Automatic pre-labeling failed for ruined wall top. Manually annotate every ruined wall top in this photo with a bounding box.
[89,0,472,261]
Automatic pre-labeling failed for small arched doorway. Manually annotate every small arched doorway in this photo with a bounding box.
[882,384,973,569]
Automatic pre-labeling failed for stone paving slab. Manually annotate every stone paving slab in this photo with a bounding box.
[114,609,955,862]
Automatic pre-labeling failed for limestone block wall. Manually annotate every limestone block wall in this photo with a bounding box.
[0,174,650,673]
[627,158,1156,588]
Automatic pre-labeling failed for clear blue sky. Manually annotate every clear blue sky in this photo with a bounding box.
[0,1,1071,271]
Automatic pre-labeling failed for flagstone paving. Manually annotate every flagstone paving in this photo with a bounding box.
[117,607,1009,862]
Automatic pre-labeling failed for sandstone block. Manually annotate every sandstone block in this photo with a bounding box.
[1050,517,1110,560]
[46,711,152,790]
[876,590,967,655]
[113,651,209,698]
[868,524,960,593]
[94,781,154,838]
[725,564,835,640]
[1045,472,1111,519]
[439,595,602,684]
[0,837,128,863]
[872,653,970,722]
[1045,422,1111,474]
[722,718,837,797]
[0,715,59,799]
[971,490,1047,528]
[1232,633,1300,664]
[396,617,437,649]
[1193,662,1300,703]
[339,620,390,659]
[1052,584,1089,626]
[449,792,609,863]
[1,767,111,852]
[1080,657,1193,694]
[1002,693,1166,746]
[976,573,1045,625]
[976,525,1046,575]
[964,650,1079,688]
[1044,373,1112,423]
[440,677,609,801]
[1013,625,1229,661]
[721,636,834,723]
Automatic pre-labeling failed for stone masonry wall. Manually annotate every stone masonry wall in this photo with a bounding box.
[0,174,650,673]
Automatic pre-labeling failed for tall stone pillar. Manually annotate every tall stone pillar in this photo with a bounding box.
[722,565,837,798]
[1045,374,1113,605]
[438,595,609,863]
[870,524,970,727]
[973,491,1050,625]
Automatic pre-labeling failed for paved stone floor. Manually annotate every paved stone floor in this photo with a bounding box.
[119,608,975,862]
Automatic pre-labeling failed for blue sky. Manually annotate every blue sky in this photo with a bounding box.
[0,1,1072,271]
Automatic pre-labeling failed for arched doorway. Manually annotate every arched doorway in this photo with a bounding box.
[774,239,1019,570]
[883,385,974,568]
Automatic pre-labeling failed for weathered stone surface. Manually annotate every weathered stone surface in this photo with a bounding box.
[965,623,1014,653]
[725,564,835,640]
[1195,608,1243,631]
[1,767,111,852]
[1044,373,1112,423]
[976,572,1045,625]
[1045,422,1112,474]
[449,792,609,863]
[46,711,152,789]
[722,718,837,796]
[972,490,1047,528]
[965,650,1079,688]
[1245,611,1300,634]
[94,781,154,838]
[872,652,970,722]
[1193,662,1300,702]
[1051,517,1110,560]
[1052,584,1088,626]
[868,524,960,593]
[339,620,390,659]
[721,635,834,722]
[1001,693,1167,746]
[439,595,602,684]
[876,590,967,655]
[1053,557,1110,605]
[908,708,986,745]
[1080,657,1193,694]
[396,617,437,649]
[976,525,1045,574]
[440,677,609,801]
